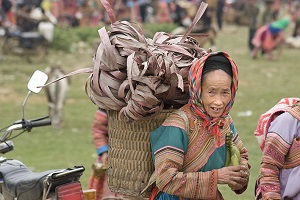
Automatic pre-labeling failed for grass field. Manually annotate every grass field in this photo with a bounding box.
[1,22,300,199]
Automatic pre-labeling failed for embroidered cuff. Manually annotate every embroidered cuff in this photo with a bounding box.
[97,145,109,155]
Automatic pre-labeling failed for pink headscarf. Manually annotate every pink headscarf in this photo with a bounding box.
[254,98,300,151]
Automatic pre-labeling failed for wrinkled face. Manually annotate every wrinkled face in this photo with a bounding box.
[201,69,232,118]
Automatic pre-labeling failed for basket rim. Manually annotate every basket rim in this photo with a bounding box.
[107,109,176,122]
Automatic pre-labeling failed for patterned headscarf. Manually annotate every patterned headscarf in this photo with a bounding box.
[188,51,239,147]
[254,98,300,151]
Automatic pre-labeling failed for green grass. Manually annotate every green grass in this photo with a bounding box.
[0,47,98,190]
[1,23,300,199]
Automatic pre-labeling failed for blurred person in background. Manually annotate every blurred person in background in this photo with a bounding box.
[156,0,175,23]
[88,108,122,200]
[251,18,289,61]
[76,0,94,26]
[243,0,260,51]
[0,0,8,25]
[272,0,282,21]
[254,98,300,200]
[122,0,141,22]
[290,0,300,37]
[259,0,276,26]
[138,0,150,22]
[0,0,14,26]
[216,0,225,30]
[285,0,300,48]
[14,0,45,31]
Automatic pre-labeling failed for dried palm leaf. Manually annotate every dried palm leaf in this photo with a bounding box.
[41,0,210,121]
[84,0,209,120]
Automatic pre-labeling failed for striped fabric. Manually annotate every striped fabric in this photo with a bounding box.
[91,109,109,150]
[284,102,300,168]
[289,101,300,120]
[150,105,249,199]
[255,101,300,199]
[254,98,300,151]
[178,105,228,172]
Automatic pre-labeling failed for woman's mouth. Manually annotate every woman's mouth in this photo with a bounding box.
[212,107,222,112]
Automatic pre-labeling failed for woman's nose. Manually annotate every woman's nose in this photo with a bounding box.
[213,97,223,105]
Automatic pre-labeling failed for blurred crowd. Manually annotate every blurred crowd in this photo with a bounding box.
[0,0,299,29]
[0,0,298,28]
[239,0,300,60]
[1,0,300,52]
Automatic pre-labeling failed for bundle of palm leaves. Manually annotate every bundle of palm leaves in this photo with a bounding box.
[86,1,209,120]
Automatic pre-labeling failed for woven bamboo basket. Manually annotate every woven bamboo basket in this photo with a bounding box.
[106,109,174,198]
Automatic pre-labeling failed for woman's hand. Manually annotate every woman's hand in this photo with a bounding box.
[217,165,249,191]
[92,152,109,177]
[99,152,108,164]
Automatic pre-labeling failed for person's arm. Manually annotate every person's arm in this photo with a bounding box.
[259,113,297,199]
[152,127,219,199]
[91,109,109,163]
[154,153,219,199]
[153,130,248,199]
[259,132,287,199]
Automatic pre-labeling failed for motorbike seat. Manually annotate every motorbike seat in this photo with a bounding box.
[0,159,60,200]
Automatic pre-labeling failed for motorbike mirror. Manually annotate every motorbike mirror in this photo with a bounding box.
[27,70,48,93]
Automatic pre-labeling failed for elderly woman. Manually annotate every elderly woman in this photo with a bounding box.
[255,98,300,200]
[149,52,250,200]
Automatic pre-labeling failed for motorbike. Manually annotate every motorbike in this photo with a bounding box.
[0,25,52,63]
[0,70,88,200]
[0,7,55,63]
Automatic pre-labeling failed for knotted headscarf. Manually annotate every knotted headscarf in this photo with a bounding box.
[188,51,238,147]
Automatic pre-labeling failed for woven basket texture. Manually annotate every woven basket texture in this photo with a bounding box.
[107,109,174,198]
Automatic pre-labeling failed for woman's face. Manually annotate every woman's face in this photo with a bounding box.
[201,69,232,118]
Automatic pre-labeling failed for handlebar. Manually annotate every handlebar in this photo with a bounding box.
[0,117,51,154]
[25,119,51,129]
[0,117,51,142]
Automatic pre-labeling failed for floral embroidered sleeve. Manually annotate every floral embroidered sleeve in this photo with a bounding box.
[151,126,218,199]
[259,113,296,200]
[91,109,109,155]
